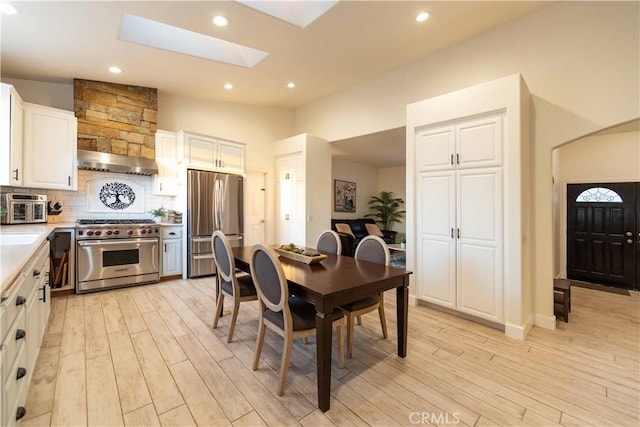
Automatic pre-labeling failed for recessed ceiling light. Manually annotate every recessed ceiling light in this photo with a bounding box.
[224,83,233,90]
[0,3,18,14]
[416,12,430,23]
[287,82,296,89]
[108,66,122,74]
[213,15,228,27]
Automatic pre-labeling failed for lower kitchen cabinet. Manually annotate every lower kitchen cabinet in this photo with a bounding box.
[0,240,50,427]
[162,226,183,277]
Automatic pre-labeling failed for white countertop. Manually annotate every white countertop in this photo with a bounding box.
[0,222,76,298]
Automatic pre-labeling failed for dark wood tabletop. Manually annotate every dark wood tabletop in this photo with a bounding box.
[231,245,412,412]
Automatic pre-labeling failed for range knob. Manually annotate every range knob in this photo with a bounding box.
[87,231,94,236]
[95,231,102,236]
[113,230,120,235]
[147,229,153,234]
[141,229,147,234]
[127,230,134,235]
[106,230,113,235]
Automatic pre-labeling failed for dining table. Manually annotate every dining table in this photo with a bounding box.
[231,245,412,412]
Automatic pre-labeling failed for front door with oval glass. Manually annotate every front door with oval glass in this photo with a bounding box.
[567,182,638,290]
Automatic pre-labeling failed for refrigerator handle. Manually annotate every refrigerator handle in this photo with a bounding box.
[219,178,225,230]
[213,179,219,230]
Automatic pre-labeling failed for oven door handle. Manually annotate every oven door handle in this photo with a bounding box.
[78,238,158,247]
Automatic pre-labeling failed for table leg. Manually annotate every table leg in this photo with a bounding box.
[397,278,409,358]
[316,310,333,412]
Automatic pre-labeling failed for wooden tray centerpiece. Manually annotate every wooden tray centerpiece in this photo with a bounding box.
[275,244,327,264]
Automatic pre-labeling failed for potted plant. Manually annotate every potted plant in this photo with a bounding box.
[399,237,406,249]
[149,206,167,223]
[365,191,406,231]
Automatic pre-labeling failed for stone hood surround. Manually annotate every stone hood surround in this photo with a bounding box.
[74,79,158,175]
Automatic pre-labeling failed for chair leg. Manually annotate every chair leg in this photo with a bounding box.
[278,333,294,396]
[212,293,225,329]
[226,298,241,343]
[356,315,362,326]
[253,318,266,371]
[347,314,355,359]
[337,319,345,369]
[378,302,388,339]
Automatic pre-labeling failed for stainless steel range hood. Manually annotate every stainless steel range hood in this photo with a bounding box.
[77,150,159,176]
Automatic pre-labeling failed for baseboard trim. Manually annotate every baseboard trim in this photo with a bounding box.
[505,317,533,341]
[160,275,183,282]
[534,313,557,330]
[416,299,505,332]
[409,295,418,306]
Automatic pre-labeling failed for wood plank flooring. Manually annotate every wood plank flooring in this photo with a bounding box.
[20,279,639,426]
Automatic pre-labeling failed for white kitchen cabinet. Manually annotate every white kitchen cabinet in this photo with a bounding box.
[22,103,77,191]
[416,113,503,172]
[0,83,24,187]
[416,112,505,324]
[162,226,183,277]
[0,240,49,426]
[153,130,179,196]
[274,134,332,247]
[178,131,245,173]
[217,139,245,173]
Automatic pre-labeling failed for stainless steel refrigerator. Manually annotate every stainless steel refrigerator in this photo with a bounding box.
[187,170,244,278]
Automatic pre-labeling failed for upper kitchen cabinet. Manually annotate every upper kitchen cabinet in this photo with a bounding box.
[0,83,24,187]
[23,103,78,191]
[153,130,179,196]
[178,131,245,174]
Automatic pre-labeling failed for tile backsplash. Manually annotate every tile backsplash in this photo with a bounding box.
[1,169,177,222]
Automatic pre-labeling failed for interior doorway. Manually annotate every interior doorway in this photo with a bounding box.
[566,182,638,290]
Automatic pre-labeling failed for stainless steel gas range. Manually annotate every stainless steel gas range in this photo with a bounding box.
[76,219,160,293]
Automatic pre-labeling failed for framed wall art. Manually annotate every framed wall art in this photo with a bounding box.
[334,179,356,212]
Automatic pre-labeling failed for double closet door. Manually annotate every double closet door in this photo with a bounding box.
[416,113,504,323]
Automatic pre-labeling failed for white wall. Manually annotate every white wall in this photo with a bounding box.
[331,158,378,219]
[553,127,640,278]
[3,77,73,110]
[296,1,639,329]
[377,166,406,234]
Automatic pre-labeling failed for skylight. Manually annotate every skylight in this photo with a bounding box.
[118,13,269,68]
[235,0,339,28]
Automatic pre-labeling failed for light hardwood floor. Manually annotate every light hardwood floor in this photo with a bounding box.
[20,279,639,426]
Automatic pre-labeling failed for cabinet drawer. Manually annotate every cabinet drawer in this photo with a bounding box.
[0,269,31,339]
[1,309,26,380]
[3,343,28,427]
[162,227,182,239]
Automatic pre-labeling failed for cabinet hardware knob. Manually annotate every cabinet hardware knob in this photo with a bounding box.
[16,329,26,340]
[40,285,47,302]
[164,244,167,253]
[16,295,26,306]
[16,407,27,421]
[456,153,460,164]
[627,239,633,244]
[33,269,41,277]
[13,168,19,181]
[625,231,632,237]
[68,175,71,186]
[450,154,454,165]
[451,228,454,239]
[457,228,461,239]
[16,367,27,380]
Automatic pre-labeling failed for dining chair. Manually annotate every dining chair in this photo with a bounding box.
[342,235,390,358]
[316,229,342,254]
[211,230,258,343]
[249,244,345,395]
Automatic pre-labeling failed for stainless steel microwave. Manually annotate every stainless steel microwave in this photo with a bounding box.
[1,193,48,224]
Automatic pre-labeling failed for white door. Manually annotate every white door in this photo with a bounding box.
[417,171,457,308]
[456,168,503,322]
[245,170,266,246]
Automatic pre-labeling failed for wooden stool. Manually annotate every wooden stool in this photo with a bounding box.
[554,278,571,322]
